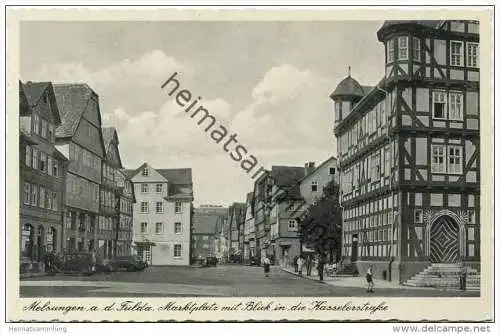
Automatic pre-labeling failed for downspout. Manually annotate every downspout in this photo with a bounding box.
[376,83,395,282]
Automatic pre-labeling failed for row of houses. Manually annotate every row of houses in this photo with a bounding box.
[193,158,339,266]
[190,20,482,287]
[19,81,194,267]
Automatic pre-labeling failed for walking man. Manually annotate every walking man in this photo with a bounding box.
[306,255,312,276]
[317,254,325,281]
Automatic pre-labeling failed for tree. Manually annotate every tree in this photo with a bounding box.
[297,180,342,261]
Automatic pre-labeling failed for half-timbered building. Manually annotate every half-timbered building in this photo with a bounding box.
[20,81,67,264]
[332,20,480,286]
[53,84,106,255]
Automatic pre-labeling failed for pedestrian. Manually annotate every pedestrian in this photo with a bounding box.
[297,255,305,275]
[293,255,298,272]
[306,255,312,276]
[263,255,271,277]
[366,265,374,293]
[317,254,325,281]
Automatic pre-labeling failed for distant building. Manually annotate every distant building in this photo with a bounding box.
[298,158,338,206]
[124,163,193,266]
[116,169,135,256]
[228,202,245,261]
[191,213,219,261]
[243,192,255,263]
[267,166,305,266]
[333,20,480,283]
[19,81,67,262]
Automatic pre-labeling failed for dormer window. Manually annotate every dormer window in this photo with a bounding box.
[398,36,408,60]
[335,101,341,121]
[142,167,149,177]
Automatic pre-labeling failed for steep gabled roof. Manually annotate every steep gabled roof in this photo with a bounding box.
[124,163,194,199]
[102,127,123,168]
[297,156,337,184]
[19,81,31,117]
[271,165,305,187]
[53,83,99,138]
[23,81,62,125]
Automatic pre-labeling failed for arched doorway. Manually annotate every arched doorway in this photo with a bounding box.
[21,224,34,259]
[429,215,460,263]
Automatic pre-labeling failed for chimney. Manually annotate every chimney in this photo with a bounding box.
[305,162,315,176]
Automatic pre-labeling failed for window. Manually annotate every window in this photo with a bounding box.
[140,222,148,233]
[398,36,408,60]
[25,146,32,167]
[32,113,40,134]
[413,37,421,61]
[155,222,164,234]
[39,152,47,172]
[467,42,479,68]
[450,41,464,66]
[23,182,30,205]
[39,187,46,208]
[414,209,423,224]
[140,202,149,213]
[387,39,394,62]
[311,181,318,192]
[371,153,381,181]
[41,120,48,139]
[174,244,182,257]
[48,124,54,142]
[432,91,447,119]
[202,235,209,241]
[52,191,58,210]
[156,201,163,213]
[156,184,163,193]
[431,145,446,173]
[47,157,53,176]
[329,167,336,175]
[32,147,38,169]
[175,202,182,214]
[384,148,391,177]
[53,160,59,177]
[448,146,463,174]
[287,200,295,211]
[142,167,149,177]
[288,219,298,232]
[31,184,38,206]
[449,92,463,121]
[335,101,341,121]
[141,184,149,193]
[175,222,182,234]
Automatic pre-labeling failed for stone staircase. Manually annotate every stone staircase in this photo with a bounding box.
[404,263,480,291]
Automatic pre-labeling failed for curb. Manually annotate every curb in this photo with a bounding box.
[280,268,327,284]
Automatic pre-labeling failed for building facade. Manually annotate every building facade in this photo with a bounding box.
[116,169,135,256]
[228,202,245,261]
[298,158,338,206]
[19,81,67,262]
[126,163,193,266]
[243,192,256,263]
[191,212,219,261]
[333,20,480,283]
[268,166,305,266]
[53,84,106,256]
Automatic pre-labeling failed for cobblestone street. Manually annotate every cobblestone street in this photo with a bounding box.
[20,265,479,297]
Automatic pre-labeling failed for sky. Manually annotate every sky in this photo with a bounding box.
[20,20,386,206]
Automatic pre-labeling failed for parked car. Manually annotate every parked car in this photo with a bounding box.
[203,256,218,267]
[114,256,147,272]
[62,252,116,275]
